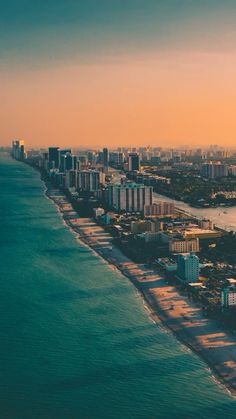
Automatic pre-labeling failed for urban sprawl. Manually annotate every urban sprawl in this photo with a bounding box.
[11,140,236,316]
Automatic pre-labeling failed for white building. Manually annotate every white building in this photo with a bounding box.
[108,183,152,213]
[221,287,236,308]
[93,207,105,218]
[169,238,199,254]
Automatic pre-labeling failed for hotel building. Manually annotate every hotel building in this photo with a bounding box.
[108,183,152,213]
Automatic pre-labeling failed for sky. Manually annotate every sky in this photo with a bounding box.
[1,0,236,149]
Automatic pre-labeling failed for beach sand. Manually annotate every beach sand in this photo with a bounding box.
[47,185,236,397]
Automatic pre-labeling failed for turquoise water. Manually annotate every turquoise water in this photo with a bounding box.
[1,153,236,419]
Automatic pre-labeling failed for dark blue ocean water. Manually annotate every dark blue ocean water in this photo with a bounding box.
[1,153,236,419]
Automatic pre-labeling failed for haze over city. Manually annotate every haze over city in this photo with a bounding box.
[2,0,236,148]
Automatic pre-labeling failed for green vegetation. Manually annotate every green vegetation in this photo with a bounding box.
[155,173,236,207]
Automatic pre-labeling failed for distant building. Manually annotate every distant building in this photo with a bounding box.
[59,149,72,172]
[182,229,221,240]
[60,153,77,172]
[108,183,152,213]
[198,219,214,230]
[12,139,26,161]
[131,220,152,234]
[48,147,60,169]
[229,165,236,176]
[77,170,101,192]
[144,202,175,217]
[177,253,200,283]
[109,152,124,165]
[103,148,109,171]
[87,151,96,164]
[201,162,228,178]
[65,170,77,189]
[78,155,88,168]
[221,287,236,308]
[131,220,163,234]
[93,207,105,219]
[169,238,199,254]
[128,153,140,171]
[41,152,49,171]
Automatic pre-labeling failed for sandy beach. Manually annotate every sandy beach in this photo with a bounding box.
[47,185,236,397]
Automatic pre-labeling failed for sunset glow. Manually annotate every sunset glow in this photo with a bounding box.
[1,1,236,148]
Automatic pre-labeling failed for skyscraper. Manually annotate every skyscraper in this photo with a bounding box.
[48,147,59,169]
[12,139,26,161]
[59,149,72,172]
[103,147,109,167]
[77,170,101,192]
[108,183,152,213]
[59,152,77,172]
[177,253,199,283]
[128,153,140,171]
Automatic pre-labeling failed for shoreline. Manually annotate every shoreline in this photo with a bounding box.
[43,180,236,398]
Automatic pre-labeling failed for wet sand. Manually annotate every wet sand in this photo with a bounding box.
[47,186,236,397]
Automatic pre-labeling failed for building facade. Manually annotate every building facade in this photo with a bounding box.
[48,147,60,169]
[177,253,200,283]
[128,153,140,171]
[108,183,152,213]
[201,162,229,178]
[144,202,175,217]
[221,287,236,308]
[12,139,26,161]
[77,170,101,192]
[169,238,199,254]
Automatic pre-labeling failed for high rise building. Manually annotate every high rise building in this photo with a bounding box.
[108,183,152,213]
[201,162,229,178]
[59,149,72,172]
[103,147,109,169]
[60,152,77,172]
[87,151,96,164]
[177,253,199,283]
[41,152,49,171]
[12,139,26,161]
[221,287,236,308]
[65,170,77,189]
[78,155,88,168]
[48,147,60,169]
[128,153,140,171]
[77,170,101,192]
[109,152,124,165]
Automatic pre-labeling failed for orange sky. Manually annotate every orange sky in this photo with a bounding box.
[1,50,236,149]
[2,1,236,149]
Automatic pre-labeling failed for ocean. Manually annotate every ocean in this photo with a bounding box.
[1,152,236,419]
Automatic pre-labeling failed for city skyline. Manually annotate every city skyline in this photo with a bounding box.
[2,1,236,148]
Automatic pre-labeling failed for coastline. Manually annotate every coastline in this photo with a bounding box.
[43,180,236,398]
